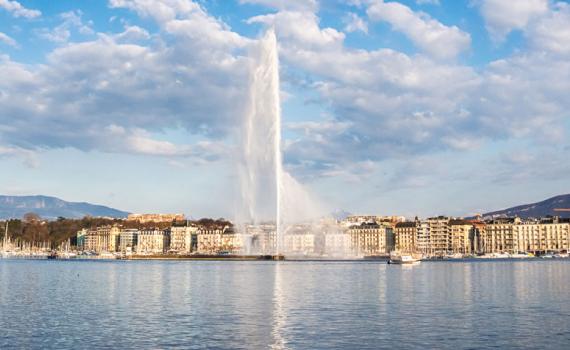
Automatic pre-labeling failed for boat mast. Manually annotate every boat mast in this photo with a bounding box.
[2,220,8,250]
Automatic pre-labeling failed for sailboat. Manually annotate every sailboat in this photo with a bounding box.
[1,221,13,258]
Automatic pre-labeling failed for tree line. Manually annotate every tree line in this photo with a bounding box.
[0,213,233,247]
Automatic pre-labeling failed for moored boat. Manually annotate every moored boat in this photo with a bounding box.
[389,253,421,264]
[492,252,511,258]
[511,252,531,258]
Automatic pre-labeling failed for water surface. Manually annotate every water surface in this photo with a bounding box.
[1,259,569,349]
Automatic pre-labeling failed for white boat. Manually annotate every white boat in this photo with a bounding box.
[389,253,421,264]
[554,253,569,258]
[98,252,116,259]
[0,251,14,259]
[511,253,531,259]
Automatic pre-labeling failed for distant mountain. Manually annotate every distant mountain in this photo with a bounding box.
[483,194,570,219]
[0,195,129,220]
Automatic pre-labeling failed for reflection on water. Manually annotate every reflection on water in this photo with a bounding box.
[1,260,569,349]
[271,262,287,350]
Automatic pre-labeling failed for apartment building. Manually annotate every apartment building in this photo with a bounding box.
[348,223,394,256]
[136,228,169,254]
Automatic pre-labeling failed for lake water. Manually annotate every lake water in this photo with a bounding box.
[1,259,569,349]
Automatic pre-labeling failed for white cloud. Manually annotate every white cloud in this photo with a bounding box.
[527,2,570,55]
[239,0,317,11]
[472,50,570,142]
[416,0,440,5]
[1,0,569,186]
[0,146,38,167]
[366,0,471,59]
[110,0,248,49]
[240,0,570,183]
[0,32,17,47]
[479,0,548,41]
[122,130,227,159]
[343,12,368,34]
[247,11,345,50]
[0,0,41,18]
[36,10,94,43]
[108,0,201,23]
[114,25,151,42]
[0,1,250,164]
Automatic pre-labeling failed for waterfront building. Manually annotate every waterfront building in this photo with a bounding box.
[470,221,486,254]
[108,226,121,252]
[532,218,570,252]
[169,224,198,253]
[416,220,430,255]
[119,229,139,253]
[196,226,242,254]
[219,233,244,254]
[483,218,517,253]
[248,224,277,255]
[83,225,121,253]
[76,228,88,250]
[282,233,316,255]
[83,229,98,252]
[426,217,451,256]
[394,221,417,252]
[450,219,473,254]
[483,217,570,254]
[340,215,405,228]
[136,228,169,254]
[127,213,185,223]
[348,223,394,256]
[341,216,377,227]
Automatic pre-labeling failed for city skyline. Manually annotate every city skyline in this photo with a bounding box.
[1,0,569,219]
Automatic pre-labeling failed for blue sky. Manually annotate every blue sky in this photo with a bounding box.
[0,0,569,219]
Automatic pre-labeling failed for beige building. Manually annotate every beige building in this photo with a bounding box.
[127,213,185,223]
[450,220,473,254]
[394,221,417,252]
[83,225,121,253]
[169,224,198,253]
[348,223,394,256]
[483,218,516,253]
[484,218,570,254]
[119,229,138,253]
[196,227,243,254]
[426,217,451,256]
[218,234,244,254]
[282,233,316,255]
[136,228,169,254]
[416,221,430,254]
[396,219,482,256]
[341,215,405,228]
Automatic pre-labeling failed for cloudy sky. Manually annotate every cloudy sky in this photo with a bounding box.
[0,0,569,219]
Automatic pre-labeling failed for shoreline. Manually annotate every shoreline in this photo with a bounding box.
[2,254,569,262]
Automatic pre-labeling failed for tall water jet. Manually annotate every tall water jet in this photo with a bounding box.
[239,29,283,253]
[238,29,326,256]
